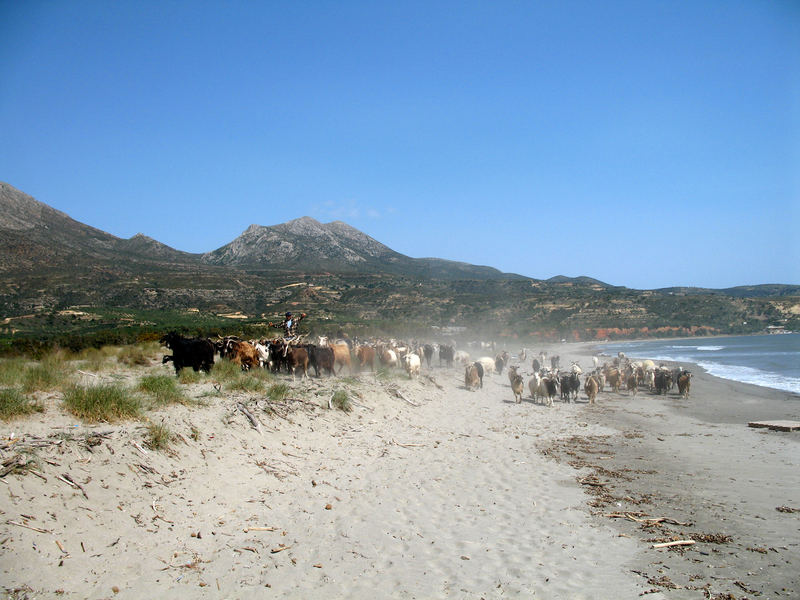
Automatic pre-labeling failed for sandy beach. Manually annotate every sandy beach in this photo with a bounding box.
[1,341,798,599]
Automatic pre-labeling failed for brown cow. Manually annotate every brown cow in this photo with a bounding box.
[228,340,260,371]
[584,375,599,404]
[465,363,481,390]
[330,341,352,374]
[677,372,692,398]
[626,374,639,397]
[285,346,309,380]
[356,345,376,371]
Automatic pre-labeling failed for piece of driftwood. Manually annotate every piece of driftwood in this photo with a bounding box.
[244,526,278,532]
[59,473,89,499]
[604,512,693,527]
[131,441,149,455]
[423,374,443,390]
[748,420,800,432]
[392,439,425,448]
[271,544,292,554]
[237,403,263,435]
[6,520,50,534]
[385,385,420,407]
[652,540,696,549]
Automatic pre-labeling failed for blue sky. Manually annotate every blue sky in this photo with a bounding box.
[1,1,798,289]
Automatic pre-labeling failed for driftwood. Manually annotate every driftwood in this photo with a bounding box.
[244,526,278,532]
[385,385,420,407]
[423,374,444,390]
[604,512,693,527]
[57,473,89,499]
[652,540,696,549]
[392,438,425,448]
[6,520,50,534]
[237,403,263,435]
[271,544,292,554]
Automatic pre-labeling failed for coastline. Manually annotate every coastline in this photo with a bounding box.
[1,343,798,598]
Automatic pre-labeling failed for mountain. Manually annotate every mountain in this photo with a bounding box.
[202,217,522,280]
[0,182,196,273]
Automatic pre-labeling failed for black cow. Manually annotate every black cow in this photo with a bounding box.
[438,344,455,367]
[160,332,214,375]
[307,344,335,377]
[559,372,580,402]
[654,369,673,395]
[422,344,435,368]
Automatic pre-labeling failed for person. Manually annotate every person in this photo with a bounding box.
[270,312,307,340]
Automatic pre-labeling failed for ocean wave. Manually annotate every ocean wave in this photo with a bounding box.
[695,346,724,351]
[697,361,800,395]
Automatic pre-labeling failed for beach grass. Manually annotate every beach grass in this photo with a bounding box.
[62,384,142,422]
[0,388,44,420]
[137,374,188,406]
[331,389,352,412]
[145,421,173,451]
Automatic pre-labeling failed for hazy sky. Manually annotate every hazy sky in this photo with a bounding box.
[2,1,798,289]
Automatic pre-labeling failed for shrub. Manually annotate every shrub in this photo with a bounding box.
[210,359,241,383]
[0,388,44,420]
[137,374,187,406]
[62,384,142,422]
[331,389,352,412]
[145,421,173,451]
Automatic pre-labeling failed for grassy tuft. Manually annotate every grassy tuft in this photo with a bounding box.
[118,344,151,367]
[0,388,44,420]
[62,384,142,422]
[145,421,173,451]
[0,358,29,387]
[331,389,352,412]
[137,374,187,406]
[226,375,265,393]
[22,353,74,393]
[375,366,397,382]
[266,382,290,402]
[177,368,204,384]
[210,359,241,383]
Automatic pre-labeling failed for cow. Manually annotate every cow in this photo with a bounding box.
[404,353,421,378]
[160,332,214,375]
[584,375,599,404]
[543,376,559,407]
[329,341,352,374]
[226,340,260,371]
[677,371,692,398]
[356,345,376,371]
[465,363,481,390]
[378,347,398,368]
[439,344,455,368]
[422,344,434,368]
[510,372,524,403]
[476,357,495,377]
[307,344,335,377]
[626,374,639,398]
[560,372,580,402]
[285,345,309,380]
[654,368,673,395]
[550,355,560,370]
[528,371,542,403]
[454,350,470,366]
[532,358,541,372]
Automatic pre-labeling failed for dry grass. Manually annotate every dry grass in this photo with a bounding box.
[145,421,173,451]
[22,353,74,393]
[331,389,352,412]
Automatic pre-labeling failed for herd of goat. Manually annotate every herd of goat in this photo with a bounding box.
[159,332,692,404]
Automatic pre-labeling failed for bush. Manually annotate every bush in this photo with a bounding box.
[62,384,142,422]
[137,374,187,406]
[226,375,265,393]
[0,388,44,420]
[210,359,241,383]
[177,368,204,384]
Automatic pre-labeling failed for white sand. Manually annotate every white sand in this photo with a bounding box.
[2,341,798,598]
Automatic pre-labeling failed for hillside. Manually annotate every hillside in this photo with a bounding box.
[1,182,798,349]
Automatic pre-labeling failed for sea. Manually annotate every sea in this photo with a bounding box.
[598,333,800,395]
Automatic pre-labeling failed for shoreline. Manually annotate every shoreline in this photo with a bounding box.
[1,344,798,598]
